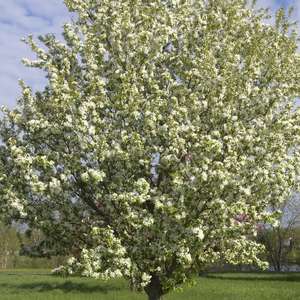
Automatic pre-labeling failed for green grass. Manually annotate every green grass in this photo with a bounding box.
[0,269,300,300]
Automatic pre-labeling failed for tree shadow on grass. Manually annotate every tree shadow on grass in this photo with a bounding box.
[203,273,300,283]
[2,272,50,277]
[0,281,124,294]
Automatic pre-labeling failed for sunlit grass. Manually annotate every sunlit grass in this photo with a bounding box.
[0,269,300,300]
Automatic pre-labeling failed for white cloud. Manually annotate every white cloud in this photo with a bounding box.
[0,0,69,108]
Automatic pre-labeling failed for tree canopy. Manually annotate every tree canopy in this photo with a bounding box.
[1,0,300,299]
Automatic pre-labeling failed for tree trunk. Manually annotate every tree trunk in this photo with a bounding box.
[276,228,283,272]
[144,274,163,300]
[276,260,282,272]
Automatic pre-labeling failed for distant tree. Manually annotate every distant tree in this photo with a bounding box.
[18,227,67,268]
[1,1,300,299]
[257,194,300,272]
[0,223,20,269]
[0,222,66,269]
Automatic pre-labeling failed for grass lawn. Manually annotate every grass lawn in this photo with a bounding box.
[0,269,300,300]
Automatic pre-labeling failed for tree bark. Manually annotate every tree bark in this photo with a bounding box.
[144,274,163,300]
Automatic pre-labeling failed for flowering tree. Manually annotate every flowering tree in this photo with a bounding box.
[1,0,300,299]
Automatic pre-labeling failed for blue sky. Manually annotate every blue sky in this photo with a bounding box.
[0,0,299,108]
